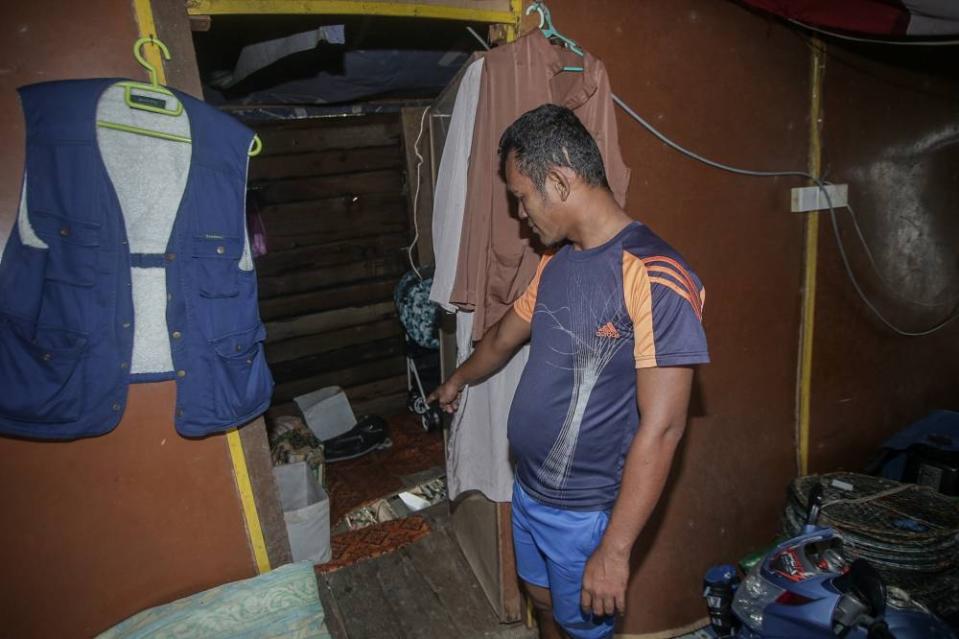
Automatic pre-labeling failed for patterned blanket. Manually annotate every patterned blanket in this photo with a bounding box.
[96,562,330,639]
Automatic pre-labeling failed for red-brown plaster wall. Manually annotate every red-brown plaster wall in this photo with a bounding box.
[810,42,959,472]
[0,2,257,636]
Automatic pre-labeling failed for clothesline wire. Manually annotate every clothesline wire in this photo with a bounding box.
[405,106,431,280]
[462,24,959,336]
[787,19,959,47]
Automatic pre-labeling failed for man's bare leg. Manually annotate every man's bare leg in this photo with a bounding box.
[524,582,570,639]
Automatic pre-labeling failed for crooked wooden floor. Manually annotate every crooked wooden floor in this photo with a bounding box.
[316,505,536,639]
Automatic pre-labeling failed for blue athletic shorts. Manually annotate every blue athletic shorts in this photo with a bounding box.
[512,481,615,639]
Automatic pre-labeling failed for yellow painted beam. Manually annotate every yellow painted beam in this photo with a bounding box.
[227,428,272,574]
[796,37,825,477]
[187,0,514,23]
[505,0,522,42]
[132,0,165,83]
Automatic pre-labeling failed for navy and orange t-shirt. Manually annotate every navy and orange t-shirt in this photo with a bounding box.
[508,221,709,511]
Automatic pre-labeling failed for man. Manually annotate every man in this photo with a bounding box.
[429,104,709,639]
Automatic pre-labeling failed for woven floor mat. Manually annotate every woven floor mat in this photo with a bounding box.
[315,515,432,574]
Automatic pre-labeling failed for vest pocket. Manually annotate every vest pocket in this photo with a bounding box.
[31,211,100,287]
[209,324,271,420]
[0,243,47,323]
[192,236,243,298]
[0,314,88,424]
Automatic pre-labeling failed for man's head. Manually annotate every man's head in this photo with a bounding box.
[499,104,609,246]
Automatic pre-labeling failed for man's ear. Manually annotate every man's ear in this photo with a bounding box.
[546,167,574,202]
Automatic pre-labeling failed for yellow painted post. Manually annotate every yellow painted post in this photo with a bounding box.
[131,0,272,575]
[132,0,165,82]
[796,38,825,477]
[227,427,272,574]
[505,0,523,43]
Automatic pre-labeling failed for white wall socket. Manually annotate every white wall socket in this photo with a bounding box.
[790,184,848,212]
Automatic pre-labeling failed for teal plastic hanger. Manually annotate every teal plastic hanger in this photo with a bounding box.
[525,2,585,72]
[96,36,263,156]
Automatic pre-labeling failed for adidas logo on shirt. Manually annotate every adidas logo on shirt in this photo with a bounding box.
[595,322,621,339]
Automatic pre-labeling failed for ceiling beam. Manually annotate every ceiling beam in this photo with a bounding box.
[185,0,517,24]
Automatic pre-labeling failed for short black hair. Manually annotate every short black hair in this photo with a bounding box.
[499,103,609,193]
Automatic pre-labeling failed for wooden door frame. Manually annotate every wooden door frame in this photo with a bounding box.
[172,0,526,620]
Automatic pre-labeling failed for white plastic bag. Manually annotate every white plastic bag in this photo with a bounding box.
[273,461,331,564]
[293,386,356,441]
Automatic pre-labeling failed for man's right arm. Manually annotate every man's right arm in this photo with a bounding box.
[427,308,531,413]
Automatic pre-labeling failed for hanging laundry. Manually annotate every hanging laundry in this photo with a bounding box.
[429,58,484,312]
[450,30,631,341]
[0,79,273,439]
[428,57,520,501]
[446,311,528,502]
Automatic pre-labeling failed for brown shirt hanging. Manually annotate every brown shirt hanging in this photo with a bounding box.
[449,30,631,341]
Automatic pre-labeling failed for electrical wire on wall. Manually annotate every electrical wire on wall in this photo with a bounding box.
[788,20,959,47]
[405,106,431,281]
[466,15,959,337]
[610,96,959,337]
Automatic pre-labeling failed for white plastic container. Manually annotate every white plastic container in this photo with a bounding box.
[293,385,356,441]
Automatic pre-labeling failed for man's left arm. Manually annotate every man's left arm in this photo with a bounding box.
[580,365,694,617]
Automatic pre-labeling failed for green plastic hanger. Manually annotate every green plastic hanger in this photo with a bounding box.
[96,36,263,156]
[526,2,584,72]
[96,37,190,143]
[123,36,184,116]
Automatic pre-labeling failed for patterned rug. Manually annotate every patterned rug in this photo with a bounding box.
[315,515,432,574]
[326,412,444,525]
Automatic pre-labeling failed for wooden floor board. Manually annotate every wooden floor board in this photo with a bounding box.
[316,575,351,639]
[403,527,503,637]
[324,559,402,639]
[374,550,460,638]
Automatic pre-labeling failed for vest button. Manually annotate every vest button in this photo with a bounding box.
[165,252,176,262]
[171,330,182,339]
[59,226,70,237]
[177,370,186,378]
[122,321,131,329]
[112,402,121,411]
[176,408,184,418]
[216,245,226,255]
[41,352,52,361]
[120,362,128,369]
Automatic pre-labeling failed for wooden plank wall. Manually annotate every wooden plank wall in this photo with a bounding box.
[250,114,413,419]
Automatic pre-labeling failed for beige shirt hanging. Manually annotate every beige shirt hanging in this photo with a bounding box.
[449,30,631,340]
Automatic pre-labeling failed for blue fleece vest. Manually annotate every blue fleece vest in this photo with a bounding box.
[0,79,273,439]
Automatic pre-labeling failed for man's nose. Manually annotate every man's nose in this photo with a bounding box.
[517,203,527,219]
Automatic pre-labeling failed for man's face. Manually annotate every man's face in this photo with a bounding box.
[505,152,562,246]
